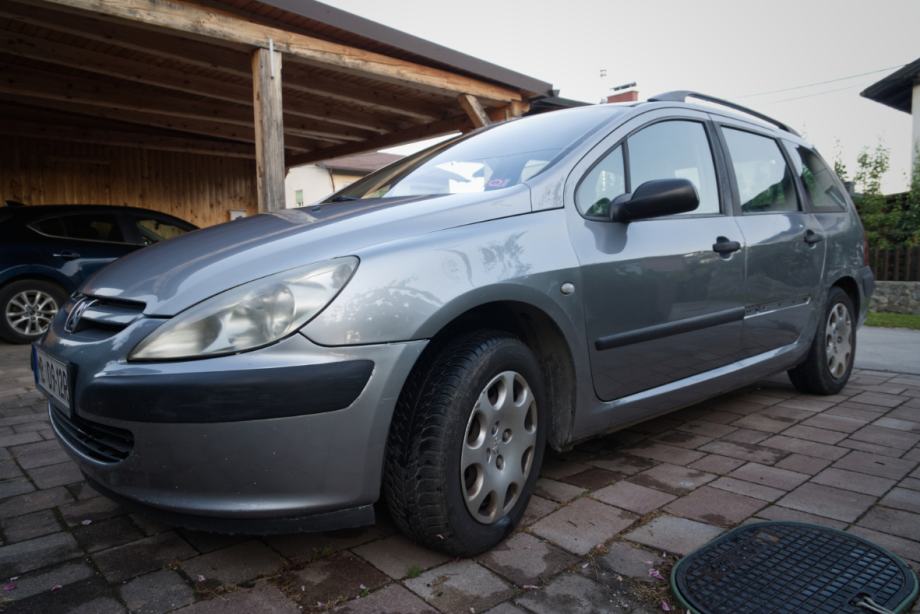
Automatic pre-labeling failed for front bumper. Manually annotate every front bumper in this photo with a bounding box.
[34,309,426,530]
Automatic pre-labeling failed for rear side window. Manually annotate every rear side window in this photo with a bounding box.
[788,147,847,212]
[722,128,799,214]
[32,213,125,242]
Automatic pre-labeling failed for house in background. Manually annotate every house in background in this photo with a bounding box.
[861,57,920,170]
[285,152,403,208]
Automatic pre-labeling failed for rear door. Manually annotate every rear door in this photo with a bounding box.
[30,212,139,288]
[567,109,748,401]
[715,121,826,355]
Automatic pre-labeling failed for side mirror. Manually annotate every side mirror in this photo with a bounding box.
[609,178,699,223]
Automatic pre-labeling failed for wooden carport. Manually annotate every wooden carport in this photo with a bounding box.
[0,0,553,225]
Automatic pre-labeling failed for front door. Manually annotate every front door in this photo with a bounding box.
[716,122,826,356]
[568,114,748,401]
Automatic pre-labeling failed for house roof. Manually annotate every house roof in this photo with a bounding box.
[318,151,403,174]
[860,58,920,113]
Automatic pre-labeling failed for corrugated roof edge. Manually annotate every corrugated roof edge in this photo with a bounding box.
[255,0,554,97]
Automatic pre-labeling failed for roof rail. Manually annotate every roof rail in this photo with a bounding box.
[648,90,800,136]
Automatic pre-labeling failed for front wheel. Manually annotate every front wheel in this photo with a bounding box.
[788,287,856,395]
[384,331,547,556]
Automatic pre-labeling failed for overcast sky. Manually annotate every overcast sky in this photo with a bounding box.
[325,0,918,193]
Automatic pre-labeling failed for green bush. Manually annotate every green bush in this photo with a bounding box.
[838,144,920,248]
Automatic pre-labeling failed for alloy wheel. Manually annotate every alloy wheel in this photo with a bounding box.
[825,302,853,379]
[5,290,58,337]
[460,370,538,524]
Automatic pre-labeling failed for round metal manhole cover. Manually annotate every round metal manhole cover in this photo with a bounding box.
[671,521,918,614]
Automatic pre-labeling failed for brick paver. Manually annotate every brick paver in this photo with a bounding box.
[0,341,918,612]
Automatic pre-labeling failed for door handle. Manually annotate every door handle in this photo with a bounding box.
[804,230,823,245]
[712,237,742,255]
[52,250,81,259]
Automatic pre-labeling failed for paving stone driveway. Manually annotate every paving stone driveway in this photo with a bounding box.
[1,342,919,613]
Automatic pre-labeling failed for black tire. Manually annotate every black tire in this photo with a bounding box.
[0,279,67,344]
[788,287,856,395]
[383,330,548,556]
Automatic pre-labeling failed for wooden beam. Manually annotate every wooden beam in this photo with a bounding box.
[0,62,377,142]
[287,116,470,168]
[0,31,400,134]
[0,118,254,158]
[26,0,524,104]
[0,2,447,121]
[0,93,317,153]
[252,47,285,213]
[487,100,531,122]
[282,65,443,122]
[458,94,491,129]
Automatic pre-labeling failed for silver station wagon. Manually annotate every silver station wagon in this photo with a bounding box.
[33,91,874,555]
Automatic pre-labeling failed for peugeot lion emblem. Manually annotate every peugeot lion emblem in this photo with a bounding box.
[64,297,95,333]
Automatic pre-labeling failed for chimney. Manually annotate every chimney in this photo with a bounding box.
[607,90,638,103]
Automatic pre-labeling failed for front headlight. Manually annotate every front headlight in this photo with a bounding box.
[129,256,358,361]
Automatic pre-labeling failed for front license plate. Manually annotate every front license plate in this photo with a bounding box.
[35,349,71,411]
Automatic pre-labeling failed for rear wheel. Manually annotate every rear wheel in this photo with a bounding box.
[788,287,856,395]
[0,280,66,344]
[384,331,547,556]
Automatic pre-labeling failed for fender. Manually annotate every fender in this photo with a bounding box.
[0,264,75,293]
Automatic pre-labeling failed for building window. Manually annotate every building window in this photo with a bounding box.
[295,189,304,206]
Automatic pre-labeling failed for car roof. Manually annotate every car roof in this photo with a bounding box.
[541,94,811,149]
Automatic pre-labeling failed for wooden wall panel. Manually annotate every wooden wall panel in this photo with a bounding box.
[0,136,257,227]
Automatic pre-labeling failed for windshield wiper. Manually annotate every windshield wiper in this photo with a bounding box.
[325,194,360,203]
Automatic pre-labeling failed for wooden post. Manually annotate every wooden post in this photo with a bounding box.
[252,46,285,213]
[458,94,490,129]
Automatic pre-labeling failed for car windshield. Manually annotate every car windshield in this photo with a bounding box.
[327,106,616,201]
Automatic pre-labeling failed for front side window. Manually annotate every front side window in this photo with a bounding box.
[32,213,125,242]
[135,218,189,245]
[722,128,799,214]
[629,121,720,215]
[333,107,617,201]
[576,120,720,218]
[788,146,847,212]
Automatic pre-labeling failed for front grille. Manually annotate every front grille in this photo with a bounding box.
[49,404,133,463]
[65,295,145,337]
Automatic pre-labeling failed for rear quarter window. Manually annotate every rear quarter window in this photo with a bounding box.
[788,146,848,212]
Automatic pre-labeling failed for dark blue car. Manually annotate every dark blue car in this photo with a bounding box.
[0,202,195,343]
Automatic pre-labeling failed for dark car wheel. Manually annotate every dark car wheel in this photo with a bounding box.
[0,280,67,344]
[788,287,856,395]
[384,330,547,556]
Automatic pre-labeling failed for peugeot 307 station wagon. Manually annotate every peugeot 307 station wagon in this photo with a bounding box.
[33,92,874,556]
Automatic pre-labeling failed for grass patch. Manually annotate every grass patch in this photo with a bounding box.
[406,564,422,579]
[865,311,920,330]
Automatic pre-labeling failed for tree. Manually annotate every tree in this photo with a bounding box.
[852,142,898,247]
[852,143,920,248]
[832,139,848,182]
[903,149,920,246]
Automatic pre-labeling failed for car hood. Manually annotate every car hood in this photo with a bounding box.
[82,187,532,316]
